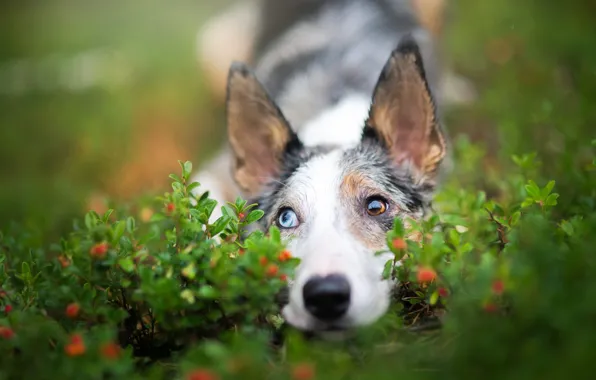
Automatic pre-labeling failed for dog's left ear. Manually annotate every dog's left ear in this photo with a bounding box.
[364,36,446,181]
[226,62,297,197]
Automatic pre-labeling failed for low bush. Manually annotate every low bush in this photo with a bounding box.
[1,137,596,380]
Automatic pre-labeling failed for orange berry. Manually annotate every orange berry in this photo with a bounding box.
[280,274,288,282]
[416,267,437,283]
[438,287,449,297]
[186,369,219,380]
[166,203,176,214]
[90,242,109,259]
[392,238,407,250]
[238,248,245,256]
[4,305,12,314]
[266,264,279,277]
[139,207,154,222]
[65,303,80,318]
[58,255,70,268]
[0,326,14,339]
[259,256,268,266]
[100,342,121,359]
[65,342,85,356]
[278,250,292,261]
[292,363,315,380]
[492,280,504,295]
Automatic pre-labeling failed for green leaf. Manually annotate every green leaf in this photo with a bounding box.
[126,217,136,234]
[22,262,31,276]
[180,289,195,304]
[187,181,201,194]
[245,210,265,224]
[525,180,541,200]
[210,216,231,236]
[200,199,218,219]
[541,180,555,198]
[182,161,193,180]
[169,173,182,183]
[269,226,281,243]
[197,285,219,299]
[510,211,521,226]
[429,291,439,306]
[234,197,247,211]
[85,211,97,230]
[560,220,574,236]
[103,209,114,223]
[545,193,559,207]
[382,260,393,280]
[118,257,135,273]
[172,181,184,193]
[182,263,197,279]
[392,218,405,237]
[521,199,534,208]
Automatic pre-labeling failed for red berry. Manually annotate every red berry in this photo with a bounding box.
[100,342,121,359]
[492,280,504,295]
[166,203,176,214]
[266,264,279,277]
[280,274,288,282]
[238,213,245,220]
[238,248,245,256]
[484,302,498,313]
[66,303,80,318]
[259,256,268,266]
[90,242,109,259]
[4,305,12,314]
[186,369,219,380]
[278,250,292,262]
[392,238,407,250]
[70,334,83,345]
[0,326,14,339]
[416,267,437,283]
[438,287,449,297]
[292,363,315,380]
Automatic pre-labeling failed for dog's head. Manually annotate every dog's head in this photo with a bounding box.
[225,37,447,331]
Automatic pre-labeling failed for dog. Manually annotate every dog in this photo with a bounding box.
[192,0,456,332]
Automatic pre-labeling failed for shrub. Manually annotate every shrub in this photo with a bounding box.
[1,137,596,380]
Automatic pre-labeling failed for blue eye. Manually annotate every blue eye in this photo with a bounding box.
[277,208,299,229]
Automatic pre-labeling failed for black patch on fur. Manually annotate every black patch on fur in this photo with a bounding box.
[264,48,327,99]
[255,0,336,57]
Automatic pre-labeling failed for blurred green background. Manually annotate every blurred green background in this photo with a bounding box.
[0,0,594,239]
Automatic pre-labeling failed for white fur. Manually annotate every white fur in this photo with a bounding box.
[279,150,394,330]
[297,94,370,149]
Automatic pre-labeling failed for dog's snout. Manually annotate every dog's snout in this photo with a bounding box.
[302,274,350,321]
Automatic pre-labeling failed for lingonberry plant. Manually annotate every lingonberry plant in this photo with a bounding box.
[1,135,596,380]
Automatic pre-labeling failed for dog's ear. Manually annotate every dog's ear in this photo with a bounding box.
[226,62,297,197]
[364,36,446,181]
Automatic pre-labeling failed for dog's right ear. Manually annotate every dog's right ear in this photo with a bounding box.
[226,62,297,197]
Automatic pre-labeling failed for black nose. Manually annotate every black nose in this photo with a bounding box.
[303,274,351,321]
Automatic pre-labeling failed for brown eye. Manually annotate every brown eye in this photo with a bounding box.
[366,197,388,216]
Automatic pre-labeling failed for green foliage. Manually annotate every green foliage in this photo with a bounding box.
[2,135,596,379]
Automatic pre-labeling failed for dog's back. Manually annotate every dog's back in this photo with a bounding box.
[252,0,438,131]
